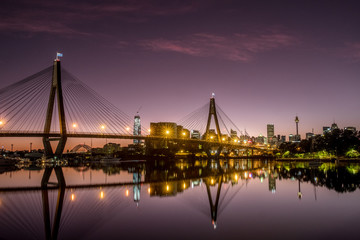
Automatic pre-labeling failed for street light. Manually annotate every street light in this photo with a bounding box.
[0,120,5,129]
[101,125,107,144]
[72,123,77,133]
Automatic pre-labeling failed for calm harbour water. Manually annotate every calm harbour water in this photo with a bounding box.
[0,159,359,240]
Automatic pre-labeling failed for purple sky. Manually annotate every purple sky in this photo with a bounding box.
[1,0,360,145]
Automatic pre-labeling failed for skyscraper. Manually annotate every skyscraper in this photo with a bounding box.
[133,113,141,144]
[267,124,274,144]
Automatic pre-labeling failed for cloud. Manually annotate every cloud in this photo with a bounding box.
[0,19,88,36]
[140,31,298,62]
[0,0,199,36]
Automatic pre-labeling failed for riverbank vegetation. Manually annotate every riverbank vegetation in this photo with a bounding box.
[276,129,360,159]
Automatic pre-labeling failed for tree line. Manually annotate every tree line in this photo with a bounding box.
[277,129,360,158]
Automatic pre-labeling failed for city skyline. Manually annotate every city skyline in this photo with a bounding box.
[1,0,360,146]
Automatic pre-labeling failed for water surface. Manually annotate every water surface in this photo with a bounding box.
[0,159,359,240]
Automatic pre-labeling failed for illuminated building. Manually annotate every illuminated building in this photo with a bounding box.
[289,134,295,142]
[323,126,331,135]
[255,134,265,144]
[344,126,356,133]
[267,124,275,144]
[230,129,237,139]
[191,130,201,139]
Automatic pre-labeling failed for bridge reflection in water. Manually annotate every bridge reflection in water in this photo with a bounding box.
[0,159,360,239]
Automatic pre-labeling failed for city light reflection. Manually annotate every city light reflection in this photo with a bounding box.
[100,191,104,199]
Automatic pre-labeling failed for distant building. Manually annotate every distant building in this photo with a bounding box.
[240,134,250,142]
[230,129,239,143]
[323,126,331,135]
[289,134,295,142]
[230,129,237,139]
[133,114,141,144]
[344,126,357,133]
[331,123,339,131]
[306,132,314,140]
[103,143,121,154]
[191,130,201,139]
[267,124,275,144]
[280,135,286,143]
[256,134,265,144]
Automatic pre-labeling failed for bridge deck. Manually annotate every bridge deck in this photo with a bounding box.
[0,131,262,150]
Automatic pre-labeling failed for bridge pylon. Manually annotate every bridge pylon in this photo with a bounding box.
[41,167,66,240]
[204,95,223,158]
[205,174,223,229]
[42,59,67,158]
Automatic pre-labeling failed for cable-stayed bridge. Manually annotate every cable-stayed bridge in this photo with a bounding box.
[0,57,269,158]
